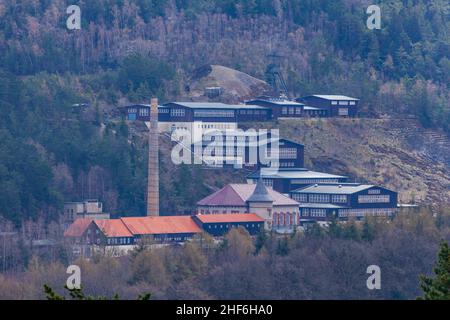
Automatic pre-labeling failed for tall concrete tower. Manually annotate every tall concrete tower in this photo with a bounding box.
[147,97,159,216]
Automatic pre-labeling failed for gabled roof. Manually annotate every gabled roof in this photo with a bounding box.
[121,216,202,235]
[197,184,246,206]
[64,218,92,237]
[195,213,264,223]
[165,102,267,110]
[197,183,298,206]
[247,168,347,180]
[305,95,359,101]
[292,183,375,195]
[94,219,133,237]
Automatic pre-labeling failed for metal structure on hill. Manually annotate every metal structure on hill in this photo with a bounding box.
[265,53,289,98]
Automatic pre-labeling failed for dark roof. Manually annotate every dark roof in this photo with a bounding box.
[292,183,376,194]
[301,95,359,101]
[247,168,347,180]
[247,178,273,203]
[246,98,304,106]
[165,102,268,110]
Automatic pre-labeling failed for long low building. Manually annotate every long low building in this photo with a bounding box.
[119,102,271,132]
[64,213,265,250]
[296,95,359,117]
[290,183,398,224]
[246,168,348,193]
[194,132,304,170]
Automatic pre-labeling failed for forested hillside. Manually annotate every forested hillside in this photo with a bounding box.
[0,0,449,222]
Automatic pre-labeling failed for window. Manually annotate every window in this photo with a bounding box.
[310,209,326,217]
[279,148,297,159]
[282,107,288,115]
[349,101,356,105]
[295,107,302,115]
[338,108,349,116]
[139,108,149,117]
[331,101,338,105]
[368,189,381,195]
[358,195,390,203]
[292,193,308,203]
[194,110,234,118]
[289,107,295,115]
[309,194,330,203]
[338,101,349,105]
[171,109,185,117]
[262,179,273,187]
[331,194,347,203]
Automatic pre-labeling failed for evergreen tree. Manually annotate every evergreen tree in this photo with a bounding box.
[419,241,450,300]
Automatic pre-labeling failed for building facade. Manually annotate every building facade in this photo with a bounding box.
[297,95,359,117]
[245,96,304,119]
[64,200,110,224]
[196,179,300,232]
[192,213,264,236]
[195,131,304,169]
[64,213,270,256]
[290,183,398,224]
[246,168,348,194]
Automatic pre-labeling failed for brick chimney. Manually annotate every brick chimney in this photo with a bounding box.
[147,97,159,216]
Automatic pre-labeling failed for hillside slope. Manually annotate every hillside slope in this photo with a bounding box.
[181,65,271,103]
[241,118,450,206]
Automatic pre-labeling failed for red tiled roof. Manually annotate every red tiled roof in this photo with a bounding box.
[64,218,92,237]
[197,183,299,206]
[121,216,202,235]
[94,219,133,237]
[195,213,264,223]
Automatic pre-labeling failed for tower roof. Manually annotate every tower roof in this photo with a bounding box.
[247,178,273,203]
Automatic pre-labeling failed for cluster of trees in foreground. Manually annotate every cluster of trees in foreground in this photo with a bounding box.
[0,207,449,300]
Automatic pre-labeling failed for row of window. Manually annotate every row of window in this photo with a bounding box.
[279,161,297,167]
[239,110,268,115]
[107,237,132,245]
[331,101,356,106]
[281,107,302,115]
[291,179,340,184]
[309,194,330,203]
[338,208,395,217]
[207,223,259,230]
[171,109,186,117]
[278,148,298,159]
[194,110,235,118]
[301,208,327,217]
[273,212,296,226]
[358,195,390,203]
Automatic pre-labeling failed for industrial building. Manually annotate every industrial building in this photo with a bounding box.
[246,168,348,194]
[290,183,398,224]
[196,178,300,232]
[296,95,359,117]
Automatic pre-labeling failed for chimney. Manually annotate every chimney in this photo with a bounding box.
[147,97,159,216]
